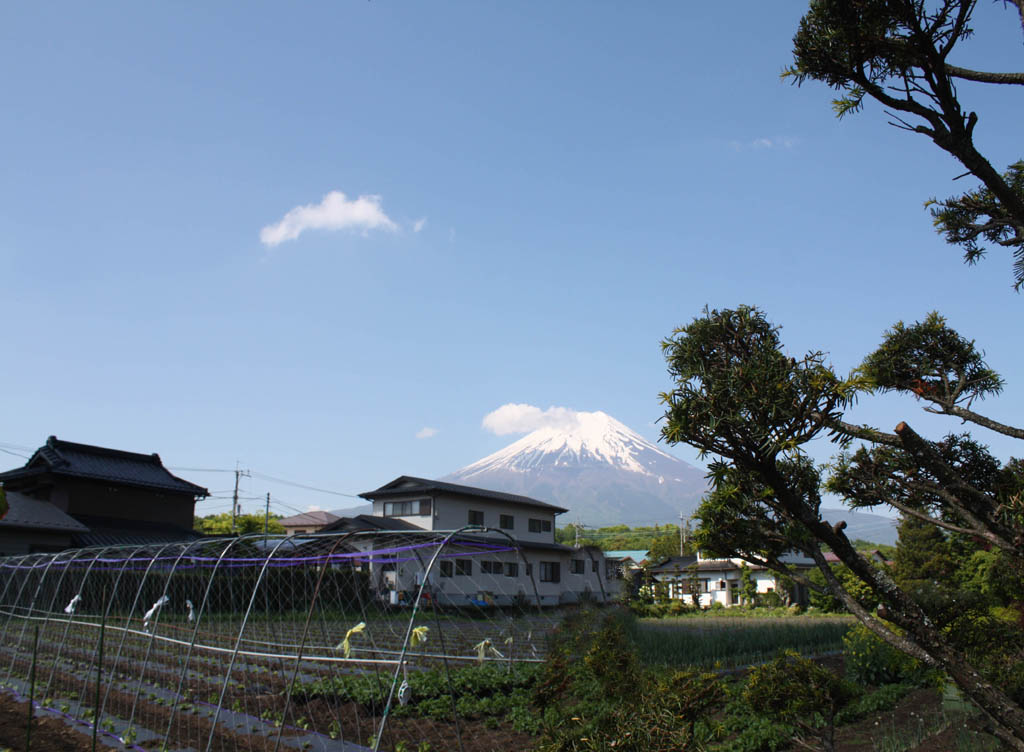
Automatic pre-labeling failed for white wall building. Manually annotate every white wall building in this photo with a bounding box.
[649,551,813,607]
[322,476,613,607]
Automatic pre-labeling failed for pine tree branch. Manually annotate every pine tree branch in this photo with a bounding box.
[893,422,1003,508]
[887,483,1019,554]
[945,65,1024,85]
[811,412,903,447]
[938,404,1024,439]
[806,548,935,664]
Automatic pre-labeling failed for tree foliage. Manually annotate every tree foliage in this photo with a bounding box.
[554,523,694,559]
[660,306,1024,749]
[193,512,285,536]
[786,0,1024,288]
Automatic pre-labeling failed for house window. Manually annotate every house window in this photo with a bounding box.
[570,559,585,575]
[526,564,533,577]
[383,499,431,517]
[505,562,518,577]
[468,509,484,526]
[455,559,472,576]
[499,514,514,530]
[440,561,453,578]
[528,518,552,533]
[540,562,560,583]
[592,560,598,573]
[481,561,503,575]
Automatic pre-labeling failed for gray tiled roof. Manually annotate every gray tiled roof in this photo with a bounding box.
[0,436,208,496]
[71,516,201,548]
[0,491,90,533]
[360,476,569,513]
[319,514,423,533]
[279,510,340,527]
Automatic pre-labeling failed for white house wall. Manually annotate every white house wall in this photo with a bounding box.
[380,545,609,607]
[372,494,558,546]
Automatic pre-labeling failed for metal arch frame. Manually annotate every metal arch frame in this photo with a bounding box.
[373,525,544,751]
[204,533,307,752]
[123,537,212,742]
[578,545,609,604]
[99,541,185,721]
[3,547,88,687]
[163,532,265,746]
[0,553,35,642]
[271,530,361,752]
[41,545,117,701]
[0,553,36,691]
[74,543,149,721]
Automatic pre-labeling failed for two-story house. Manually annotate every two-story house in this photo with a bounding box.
[322,476,611,607]
[0,436,208,553]
[649,551,814,607]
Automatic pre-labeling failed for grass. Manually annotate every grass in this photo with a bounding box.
[623,614,853,668]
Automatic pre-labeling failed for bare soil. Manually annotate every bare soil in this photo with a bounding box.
[0,694,100,752]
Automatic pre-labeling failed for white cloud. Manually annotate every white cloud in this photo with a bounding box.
[730,136,799,151]
[306,504,322,512]
[413,217,427,233]
[416,426,438,439]
[260,190,397,247]
[482,403,584,435]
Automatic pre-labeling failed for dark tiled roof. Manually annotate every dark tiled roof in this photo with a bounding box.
[0,491,90,533]
[319,514,423,533]
[360,476,569,513]
[71,516,201,548]
[279,510,340,527]
[0,436,208,496]
[647,555,698,572]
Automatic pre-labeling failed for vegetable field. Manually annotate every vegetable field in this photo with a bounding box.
[0,530,560,752]
[627,615,853,669]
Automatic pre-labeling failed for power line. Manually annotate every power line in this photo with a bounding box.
[169,465,360,499]
[250,471,360,499]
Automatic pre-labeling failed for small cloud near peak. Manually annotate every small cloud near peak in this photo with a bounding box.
[482,403,590,435]
[416,426,438,439]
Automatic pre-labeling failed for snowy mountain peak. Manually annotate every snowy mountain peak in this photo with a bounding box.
[453,410,677,479]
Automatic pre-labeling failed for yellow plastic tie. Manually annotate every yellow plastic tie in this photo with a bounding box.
[336,621,366,658]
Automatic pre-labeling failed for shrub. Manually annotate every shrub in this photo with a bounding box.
[744,650,860,752]
[533,609,724,752]
[843,624,934,687]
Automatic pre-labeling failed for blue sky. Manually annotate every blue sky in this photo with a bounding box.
[2,2,1021,522]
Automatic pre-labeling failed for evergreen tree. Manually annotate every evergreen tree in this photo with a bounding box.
[892,514,956,589]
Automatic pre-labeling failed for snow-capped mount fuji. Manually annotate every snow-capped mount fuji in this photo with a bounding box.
[443,411,709,526]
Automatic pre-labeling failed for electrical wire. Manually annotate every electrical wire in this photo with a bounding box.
[250,471,360,498]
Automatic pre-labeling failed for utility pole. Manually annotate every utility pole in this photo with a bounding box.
[574,519,581,548]
[264,492,270,535]
[679,512,685,556]
[230,464,251,532]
